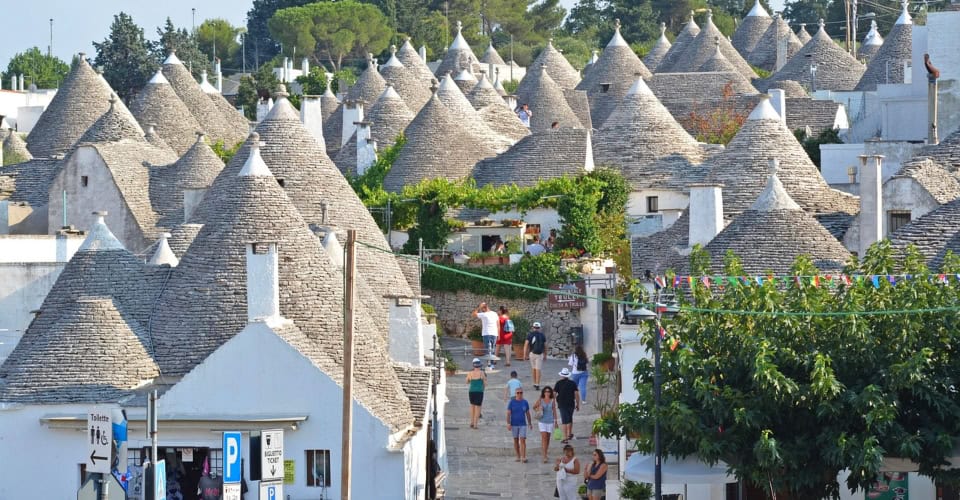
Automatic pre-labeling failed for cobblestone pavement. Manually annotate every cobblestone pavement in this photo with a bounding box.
[440,338,620,500]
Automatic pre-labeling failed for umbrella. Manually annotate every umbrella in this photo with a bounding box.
[624,453,735,484]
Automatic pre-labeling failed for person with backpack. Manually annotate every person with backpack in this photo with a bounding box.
[496,306,514,366]
[568,345,589,404]
[524,322,547,390]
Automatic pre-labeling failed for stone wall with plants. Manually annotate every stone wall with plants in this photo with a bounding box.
[425,288,582,358]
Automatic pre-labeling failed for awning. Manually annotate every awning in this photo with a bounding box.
[624,453,735,484]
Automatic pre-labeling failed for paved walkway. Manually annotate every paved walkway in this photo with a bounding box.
[440,337,619,500]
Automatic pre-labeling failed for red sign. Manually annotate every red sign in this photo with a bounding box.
[548,281,587,309]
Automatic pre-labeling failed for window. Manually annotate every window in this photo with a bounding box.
[599,83,611,93]
[646,196,659,213]
[888,211,911,233]
[306,449,331,487]
[208,448,223,477]
[277,178,285,187]
[81,176,89,187]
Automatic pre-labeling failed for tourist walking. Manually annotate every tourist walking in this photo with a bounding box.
[568,345,589,404]
[504,370,522,400]
[533,386,558,463]
[523,322,547,390]
[495,306,514,366]
[584,449,608,500]
[466,358,486,429]
[554,368,580,443]
[472,302,500,368]
[553,444,580,500]
[506,388,531,463]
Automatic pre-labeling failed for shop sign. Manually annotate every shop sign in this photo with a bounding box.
[548,281,587,309]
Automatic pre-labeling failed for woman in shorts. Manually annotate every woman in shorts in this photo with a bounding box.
[466,358,486,429]
[584,448,608,500]
[533,386,558,463]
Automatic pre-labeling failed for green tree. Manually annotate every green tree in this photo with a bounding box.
[236,62,282,120]
[245,0,314,68]
[603,243,960,498]
[197,19,241,67]
[3,47,69,89]
[268,1,394,71]
[93,12,158,101]
[152,18,211,79]
[295,65,329,95]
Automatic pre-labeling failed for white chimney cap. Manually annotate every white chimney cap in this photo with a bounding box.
[895,0,912,25]
[163,51,183,65]
[747,96,781,121]
[238,133,273,177]
[450,20,470,50]
[383,45,403,68]
[626,76,653,96]
[148,233,179,267]
[322,230,345,268]
[747,0,770,17]
[148,70,169,85]
[380,84,402,100]
[607,19,629,48]
[79,211,126,252]
[751,159,800,211]
[199,70,218,94]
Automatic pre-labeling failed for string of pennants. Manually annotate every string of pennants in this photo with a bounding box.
[652,273,960,289]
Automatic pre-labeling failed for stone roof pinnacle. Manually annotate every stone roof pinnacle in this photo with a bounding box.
[238,133,273,177]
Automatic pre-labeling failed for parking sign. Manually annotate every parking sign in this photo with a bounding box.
[259,482,282,500]
[223,432,242,483]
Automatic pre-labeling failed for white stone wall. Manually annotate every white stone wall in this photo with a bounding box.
[0,262,65,362]
[928,12,960,140]
[47,147,149,253]
[627,190,688,230]
[390,300,426,366]
[820,141,923,185]
[0,234,83,263]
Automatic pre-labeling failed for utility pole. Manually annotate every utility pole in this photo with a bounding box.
[851,0,858,57]
[341,230,357,500]
[192,8,196,34]
[49,19,53,58]
[844,0,852,54]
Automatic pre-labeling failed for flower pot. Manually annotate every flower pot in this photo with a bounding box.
[445,368,457,376]
[512,344,525,359]
[471,339,485,356]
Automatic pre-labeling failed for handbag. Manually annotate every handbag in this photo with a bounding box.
[553,426,564,441]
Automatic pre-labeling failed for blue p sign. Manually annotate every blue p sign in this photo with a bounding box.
[267,485,277,500]
[223,432,242,483]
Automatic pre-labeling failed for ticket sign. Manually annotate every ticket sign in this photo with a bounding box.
[260,429,284,482]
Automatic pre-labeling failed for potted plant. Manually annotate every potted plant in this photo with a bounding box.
[589,363,619,418]
[511,315,531,359]
[468,326,485,356]
[578,484,588,499]
[444,353,458,376]
[421,303,437,324]
[620,480,653,500]
[592,351,615,372]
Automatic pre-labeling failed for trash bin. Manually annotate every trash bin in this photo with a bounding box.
[570,326,583,346]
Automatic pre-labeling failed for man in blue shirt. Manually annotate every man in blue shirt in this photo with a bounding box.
[507,389,532,463]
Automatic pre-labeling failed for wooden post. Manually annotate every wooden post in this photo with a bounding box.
[341,230,357,500]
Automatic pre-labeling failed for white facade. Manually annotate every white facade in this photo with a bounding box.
[627,190,688,233]
[820,141,923,185]
[0,88,57,132]
[389,300,426,366]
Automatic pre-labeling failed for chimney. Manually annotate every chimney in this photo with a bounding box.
[847,166,857,184]
[302,57,310,76]
[246,241,282,326]
[419,45,427,62]
[256,98,274,122]
[147,233,179,267]
[341,100,364,148]
[767,89,787,126]
[858,155,884,255]
[282,57,289,82]
[583,130,595,172]
[504,95,517,111]
[687,183,724,247]
[927,53,939,145]
[300,95,326,151]
[9,75,15,92]
[215,59,223,93]
[18,74,24,91]
[355,121,377,175]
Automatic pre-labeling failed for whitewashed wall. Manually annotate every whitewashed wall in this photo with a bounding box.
[390,300,425,366]
[0,262,64,362]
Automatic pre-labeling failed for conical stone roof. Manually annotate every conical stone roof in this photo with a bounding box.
[731,1,772,58]
[380,45,431,112]
[144,125,175,154]
[397,38,437,84]
[129,70,203,155]
[3,131,32,162]
[575,19,653,126]
[26,55,114,158]
[699,39,739,73]
[384,93,497,192]
[481,42,506,65]
[682,163,851,274]
[453,68,478,92]
[79,95,146,145]
[890,197,960,270]
[467,73,507,109]
[593,77,708,190]
[195,100,414,299]
[856,4,912,90]
[347,55,388,104]
[0,296,160,403]
[166,223,202,258]
[0,213,168,382]
[473,128,592,187]
[516,65,583,132]
[436,74,511,149]
[151,142,413,430]
[528,39,582,90]
[762,21,865,92]
[671,10,756,79]
[858,20,883,61]
[435,21,481,77]
[768,79,809,97]
[175,133,225,189]
[748,14,804,71]
[478,103,530,143]
[320,86,339,123]
[644,24,672,71]
[657,13,700,72]
[703,97,859,216]
[199,73,250,144]
[797,23,813,44]
[162,52,233,145]
[367,85,415,148]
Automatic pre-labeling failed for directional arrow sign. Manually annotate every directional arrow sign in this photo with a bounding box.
[86,408,112,474]
[260,429,284,482]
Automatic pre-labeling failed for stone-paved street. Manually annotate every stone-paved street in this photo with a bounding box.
[440,337,620,500]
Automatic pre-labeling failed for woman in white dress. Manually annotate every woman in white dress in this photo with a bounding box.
[553,444,581,499]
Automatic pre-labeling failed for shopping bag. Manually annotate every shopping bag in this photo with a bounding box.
[553,426,564,441]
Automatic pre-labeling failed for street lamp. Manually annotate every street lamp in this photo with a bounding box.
[626,292,679,500]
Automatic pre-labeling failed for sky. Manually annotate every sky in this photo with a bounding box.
[2,0,786,70]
